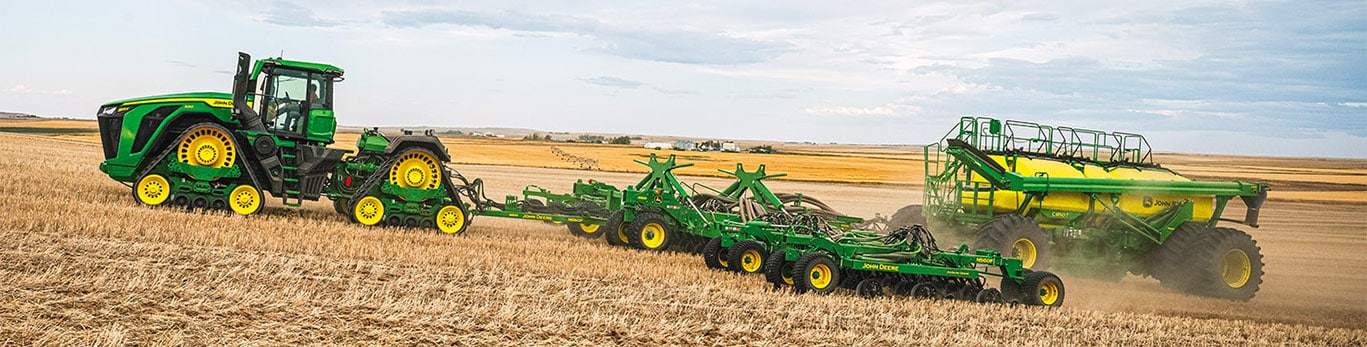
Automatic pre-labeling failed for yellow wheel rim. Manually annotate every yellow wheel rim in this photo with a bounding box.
[718,249,730,268]
[389,151,440,189]
[781,263,795,285]
[579,223,601,234]
[177,126,235,168]
[1011,238,1038,268]
[436,205,466,234]
[354,196,385,225]
[1222,249,1252,288]
[741,249,763,273]
[1040,281,1060,305]
[809,263,832,289]
[136,174,171,205]
[228,185,260,215]
[640,222,666,249]
[615,223,629,244]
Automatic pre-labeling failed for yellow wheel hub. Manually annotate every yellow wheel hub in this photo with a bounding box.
[228,185,261,215]
[718,250,730,268]
[741,249,763,272]
[579,223,601,234]
[640,222,666,249]
[1221,249,1252,288]
[1039,281,1060,305]
[389,151,440,189]
[354,196,385,225]
[436,205,466,234]
[178,126,235,168]
[809,263,832,289]
[1011,238,1038,268]
[136,174,171,205]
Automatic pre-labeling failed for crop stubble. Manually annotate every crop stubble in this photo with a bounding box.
[0,133,1363,345]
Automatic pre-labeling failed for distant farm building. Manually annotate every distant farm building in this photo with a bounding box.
[673,140,698,151]
[643,142,673,150]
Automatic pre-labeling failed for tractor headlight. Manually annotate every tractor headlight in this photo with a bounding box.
[98,105,119,116]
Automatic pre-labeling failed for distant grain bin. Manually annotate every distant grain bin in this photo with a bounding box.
[644,142,674,150]
[721,142,740,152]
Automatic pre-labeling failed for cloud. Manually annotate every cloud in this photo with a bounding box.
[1340,102,1367,108]
[262,0,340,27]
[4,85,71,96]
[380,9,793,65]
[578,76,697,96]
[804,103,919,117]
[578,76,645,89]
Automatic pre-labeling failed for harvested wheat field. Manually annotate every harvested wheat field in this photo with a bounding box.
[1,130,1365,345]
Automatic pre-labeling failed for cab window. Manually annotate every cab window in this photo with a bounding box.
[262,68,331,135]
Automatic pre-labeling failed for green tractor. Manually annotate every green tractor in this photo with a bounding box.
[922,117,1270,300]
[96,52,470,233]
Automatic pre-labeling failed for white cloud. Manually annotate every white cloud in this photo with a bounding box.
[4,85,71,96]
[1339,102,1367,108]
[804,103,919,117]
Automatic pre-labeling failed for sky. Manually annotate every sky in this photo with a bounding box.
[1,1,1363,158]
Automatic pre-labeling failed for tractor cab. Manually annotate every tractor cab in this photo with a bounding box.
[234,55,344,145]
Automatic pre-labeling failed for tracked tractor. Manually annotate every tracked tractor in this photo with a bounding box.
[923,117,1270,300]
[96,52,469,233]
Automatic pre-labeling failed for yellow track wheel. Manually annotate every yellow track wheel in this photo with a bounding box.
[228,185,261,215]
[640,222,666,249]
[135,174,171,206]
[436,205,467,234]
[1222,248,1252,288]
[389,150,440,189]
[178,126,236,168]
[1011,238,1038,268]
[809,263,833,290]
[354,196,385,225]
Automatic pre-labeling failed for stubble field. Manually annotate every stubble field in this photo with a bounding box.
[1,120,1365,345]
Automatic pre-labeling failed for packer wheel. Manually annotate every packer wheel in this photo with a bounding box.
[975,288,1002,303]
[856,278,883,298]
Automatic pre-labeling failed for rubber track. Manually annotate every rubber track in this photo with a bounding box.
[133,122,261,199]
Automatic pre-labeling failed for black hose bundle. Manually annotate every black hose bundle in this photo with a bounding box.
[885,224,941,257]
[445,167,504,210]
